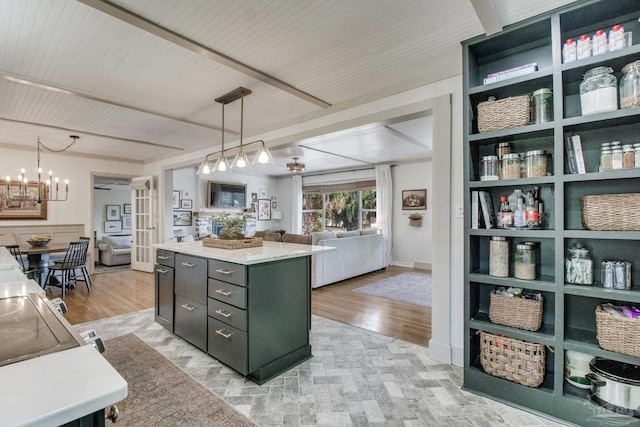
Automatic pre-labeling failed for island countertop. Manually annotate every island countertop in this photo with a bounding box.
[153,240,335,265]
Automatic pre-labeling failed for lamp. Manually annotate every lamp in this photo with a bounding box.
[211,99,230,173]
[252,140,275,165]
[286,157,305,174]
[3,136,76,204]
[230,90,251,169]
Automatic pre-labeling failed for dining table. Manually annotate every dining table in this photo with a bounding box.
[19,242,69,286]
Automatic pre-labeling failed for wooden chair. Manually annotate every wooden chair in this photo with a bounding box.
[45,240,91,298]
[4,244,40,284]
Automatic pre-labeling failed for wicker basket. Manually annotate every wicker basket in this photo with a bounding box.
[581,193,640,231]
[595,306,640,358]
[479,331,545,387]
[202,237,263,250]
[409,218,422,227]
[489,292,543,331]
[477,95,531,133]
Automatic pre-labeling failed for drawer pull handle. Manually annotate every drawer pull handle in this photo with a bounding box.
[157,256,170,260]
[182,262,197,268]
[215,268,232,275]
[215,329,232,339]
[181,304,195,311]
[215,309,232,318]
[215,289,232,296]
[156,268,168,274]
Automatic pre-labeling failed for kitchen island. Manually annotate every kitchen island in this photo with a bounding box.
[153,240,334,384]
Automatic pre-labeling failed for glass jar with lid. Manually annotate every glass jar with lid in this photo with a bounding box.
[514,243,536,280]
[525,150,547,178]
[620,60,640,109]
[489,236,509,277]
[480,155,499,181]
[580,66,618,115]
[500,153,521,180]
[564,243,593,285]
[531,88,553,123]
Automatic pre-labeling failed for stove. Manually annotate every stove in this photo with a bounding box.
[0,293,82,367]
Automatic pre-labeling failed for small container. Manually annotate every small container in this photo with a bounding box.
[563,38,577,63]
[600,148,612,171]
[564,243,593,285]
[601,261,614,288]
[489,236,509,278]
[580,66,618,115]
[614,262,631,290]
[620,60,640,109]
[531,88,553,123]
[609,24,625,52]
[514,243,536,280]
[500,153,521,180]
[565,350,595,389]
[525,150,547,178]
[496,142,513,159]
[577,34,591,60]
[634,143,640,167]
[480,155,499,181]
[612,148,623,169]
[592,29,608,56]
[623,144,635,168]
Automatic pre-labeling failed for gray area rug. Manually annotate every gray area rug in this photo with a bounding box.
[352,271,432,307]
[94,264,131,274]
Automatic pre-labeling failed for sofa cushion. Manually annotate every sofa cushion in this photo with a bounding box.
[112,248,131,256]
[337,231,359,238]
[311,231,337,245]
[102,235,131,249]
[282,233,312,245]
[359,229,378,236]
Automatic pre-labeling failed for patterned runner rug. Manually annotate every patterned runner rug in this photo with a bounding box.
[102,333,255,426]
[352,271,432,307]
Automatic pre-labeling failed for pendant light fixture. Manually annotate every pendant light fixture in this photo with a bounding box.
[230,90,251,169]
[210,97,230,173]
[286,157,305,174]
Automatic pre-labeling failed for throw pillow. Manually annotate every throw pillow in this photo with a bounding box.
[337,231,360,238]
[311,231,337,245]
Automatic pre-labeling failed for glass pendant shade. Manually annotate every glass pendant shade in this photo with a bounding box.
[196,160,211,175]
[231,150,251,169]
[253,145,275,165]
[212,156,230,173]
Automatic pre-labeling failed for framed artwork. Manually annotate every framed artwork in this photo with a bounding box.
[272,201,278,210]
[258,199,271,221]
[0,181,47,220]
[104,220,122,233]
[402,189,427,210]
[123,203,132,214]
[251,192,258,203]
[258,188,268,199]
[173,211,192,226]
[182,190,191,198]
[180,199,193,209]
[106,204,121,220]
[122,214,132,229]
[172,190,181,208]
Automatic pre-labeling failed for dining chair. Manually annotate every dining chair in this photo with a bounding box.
[45,240,91,298]
[77,237,93,288]
[4,244,40,284]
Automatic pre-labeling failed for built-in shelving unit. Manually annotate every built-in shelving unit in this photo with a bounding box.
[463,1,640,425]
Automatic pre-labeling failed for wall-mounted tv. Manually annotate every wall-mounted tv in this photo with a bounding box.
[207,181,246,208]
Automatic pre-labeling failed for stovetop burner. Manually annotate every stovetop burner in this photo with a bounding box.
[0,293,81,367]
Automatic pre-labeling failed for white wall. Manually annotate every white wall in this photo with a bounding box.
[94,187,131,240]
[172,167,198,236]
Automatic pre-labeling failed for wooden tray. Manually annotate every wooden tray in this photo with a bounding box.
[202,237,263,250]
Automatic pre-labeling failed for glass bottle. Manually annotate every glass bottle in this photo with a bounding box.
[480,155,499,181]
[525,192,539,228]
[513,197,526,228]
[514,243,536,280]
[498,196,512,228]
[489,236,509,277]
[533,186,544,228]
[620,60,640,109]
[580,66,618,115]
[564,243,593,285]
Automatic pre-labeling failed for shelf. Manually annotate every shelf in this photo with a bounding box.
[562,169,640,182]
[565,327,640,366]
[468,69,553,96]
[469,176,555,188]
[470,315,556,345]
[561,44,640,82]
[563,230,640,240]
[563,107,640,130]
[470,272,556,292]
[469,122,554,142]
[564,284,640,303]
[469,229,555,238]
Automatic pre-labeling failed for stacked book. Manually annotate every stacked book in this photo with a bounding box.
[483,62,538,85]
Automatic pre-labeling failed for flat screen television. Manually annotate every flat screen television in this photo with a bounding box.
[207,181,246,208]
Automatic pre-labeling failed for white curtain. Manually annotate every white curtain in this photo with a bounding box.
[376,164,392,265]
[291,175,303,233]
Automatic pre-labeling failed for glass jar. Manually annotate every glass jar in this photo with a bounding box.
[525,150,547,177]
[600,148,612,171]
[500,153,521,180]
[634,143,640,167]
[480,155,499,181]
[612,148,623,169]
[580,66,618,115]
[496,142,512,159]
[514,243,536,280]
[564,243,593,285]
[489,236,509,277]
[623,144,635,168]
[531,88,553,123]
[620,60,640,109]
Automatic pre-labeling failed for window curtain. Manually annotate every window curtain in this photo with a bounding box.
[291,175,303,233]
[375,164,392,265]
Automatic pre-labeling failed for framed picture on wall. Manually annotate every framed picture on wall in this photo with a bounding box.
[122,214,132,230]
[251,192,258,203]
[172,190,181,208]
[272,201,278,210]
[173,211,192,226]
[104,221,122,233]
[106,204,121,220]
[0,181,47,220]
[401,189,427,210]
[180,199,192,209]
[259,188,268,199]
[258,199,271,221]
[123,203,131,214]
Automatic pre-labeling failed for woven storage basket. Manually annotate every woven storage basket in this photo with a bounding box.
[202,237,263,250]
[595,306,640,358]
[581,193,640,231]
[477,95,531,133]
[489,292,543,331]
[479,331,545,387]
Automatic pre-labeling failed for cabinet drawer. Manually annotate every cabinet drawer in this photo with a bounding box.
[175,254,207,303]
[208,279,247,309]
[208,298,247,331]
[208,259,246,286]
[154,265,174,331]
[156,249,174,267]
[208,317,248,375]
[174,295,207,351]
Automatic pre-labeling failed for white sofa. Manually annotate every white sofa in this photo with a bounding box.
[312,230,388,288]
[98,235,131,266]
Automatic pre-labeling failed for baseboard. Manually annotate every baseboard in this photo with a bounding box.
[427,339,452,364]
[414,262,431,270]
[451,346,463,367]
[390,260,413,268]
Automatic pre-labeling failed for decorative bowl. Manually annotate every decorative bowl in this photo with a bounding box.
[27,239,50,247]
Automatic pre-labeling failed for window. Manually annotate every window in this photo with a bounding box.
[302,185,376,234]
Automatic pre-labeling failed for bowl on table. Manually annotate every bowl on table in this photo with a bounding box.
[26,239,51,247]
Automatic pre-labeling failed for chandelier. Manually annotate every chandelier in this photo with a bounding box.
[286,157,305,174]
[3,136,76,204]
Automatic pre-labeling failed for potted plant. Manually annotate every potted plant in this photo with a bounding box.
[213,212,252,239]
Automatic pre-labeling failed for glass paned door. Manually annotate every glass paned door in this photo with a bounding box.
[131,176,156,272]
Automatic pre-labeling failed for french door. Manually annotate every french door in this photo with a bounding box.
[130,176,156,272]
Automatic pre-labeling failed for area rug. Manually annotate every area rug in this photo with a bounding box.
[352,271,432,307]
[102,334,255,426]
[94,264,130,274]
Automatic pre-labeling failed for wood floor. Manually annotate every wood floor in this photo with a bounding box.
[54,265,431,346]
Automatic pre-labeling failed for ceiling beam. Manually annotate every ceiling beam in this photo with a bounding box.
[469,0,503,36]
[77,0,332,108]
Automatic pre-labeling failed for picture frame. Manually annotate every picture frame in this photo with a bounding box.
[122,214,132,230]
[173,211,192,226]
[272,201,278,210]
[401,189,427,210]
[123,203,131,214]
[106,204,121,220]
[258,188,268,199]
[258,199,271,221]
[180,199,193,209]
[251,192,258,203]
[182,190,191,198]
[172,190,181,209]
[104,220,122,233]
[0,180,47,220]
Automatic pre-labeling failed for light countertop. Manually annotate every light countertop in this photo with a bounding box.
[153,240,335,265]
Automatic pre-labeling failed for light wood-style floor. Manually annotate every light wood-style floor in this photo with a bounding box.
[54,265,431,346]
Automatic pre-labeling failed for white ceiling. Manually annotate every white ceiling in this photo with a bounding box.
[0,0,577,176]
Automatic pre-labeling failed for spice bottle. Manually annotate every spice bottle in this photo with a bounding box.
[600,147,612,171]
[612,147,623,169]
[577,34,591,60]
[563,38,577,63]
[623,144,635,168]
[489,236,509,277]
[514,243,536,280]
[592,29,608,56]
[634,143,640,167]
[564,243,593,285]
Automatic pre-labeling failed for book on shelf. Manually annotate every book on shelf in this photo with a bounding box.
[564,133,578,174]
[483,62,538,85]
[471,191,480,229]
[478,191,496,229]
[571,134,586,174]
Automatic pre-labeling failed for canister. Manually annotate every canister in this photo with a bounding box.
[489,236,509,277]
[525,150,547,178]
[496,142,513,159]
[480,155,499,181]
[514,243,536,280]
[564,350,594,389]
[531,88,553,123]
[580,66,618,115]
[500,153,521,180]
